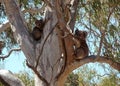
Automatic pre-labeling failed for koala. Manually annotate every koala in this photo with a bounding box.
[32,19,45,41]
[73,29,89,59]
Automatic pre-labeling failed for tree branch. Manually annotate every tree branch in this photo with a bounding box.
[0,70,25,86]
[0,77,10,86]
[68,55,120,75]
[69,0,80,32]
[43,0,54,9]
[0,5,45,33]
[22,4,46,14]
[3,0,35,65]
[108,5,117,21]
[0,48,21,60]
[96,30,105,60]
[57,55,120,85]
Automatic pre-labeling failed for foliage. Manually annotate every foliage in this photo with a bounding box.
[76,0,120,62]
[0,28,17,49]
[16,71,34,86]
[0,83,3,86]
[65,63,120,86]
[65,72,79,86]
[99,74,120,86]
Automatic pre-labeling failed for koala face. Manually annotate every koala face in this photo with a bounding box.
[75,29,87,40]
[35,19,43,28]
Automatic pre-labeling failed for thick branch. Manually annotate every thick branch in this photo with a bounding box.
[22,4,46,14]
[0,70,25,86]
[69,0,80,32]
[57,55,120,86]
[0,48,21,60]
[0,77,10,86]
[70,55,120,72]
[3,0,35,65]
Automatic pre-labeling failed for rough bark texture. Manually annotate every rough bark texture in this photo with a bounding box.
[3,0,36,66]
[1,0,120,86]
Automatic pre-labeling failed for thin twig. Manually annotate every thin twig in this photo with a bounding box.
[108,5,117,22]
[42,0,54,9]
[22,4,46,14]
[0,48,21,60]
[80,21,100,37]
[95,30,105,60]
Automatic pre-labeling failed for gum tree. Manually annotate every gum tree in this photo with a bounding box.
[0,0,120,86]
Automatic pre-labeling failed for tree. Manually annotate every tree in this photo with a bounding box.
[65,72,79,86]
[0,0,120,86]
[99,74,120,86]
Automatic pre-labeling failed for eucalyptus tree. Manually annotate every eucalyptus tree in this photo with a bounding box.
[0,0,120,86]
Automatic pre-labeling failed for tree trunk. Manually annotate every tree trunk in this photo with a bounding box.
[2,0,120,86]
[3,0,72,85]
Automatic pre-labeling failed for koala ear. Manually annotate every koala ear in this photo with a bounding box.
[39,18,43,22]
[84,31,87,38]
[35,20,39,25]
[75,29,79,34]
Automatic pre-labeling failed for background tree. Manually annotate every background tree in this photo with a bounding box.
[99,74,120,86]
[0,0,120,86]
[75,63,120,86]
[65,72,79,86]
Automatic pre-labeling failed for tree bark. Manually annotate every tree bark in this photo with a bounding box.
[0,70,25,86]
[2,0,120,86]
[3,0,35,66]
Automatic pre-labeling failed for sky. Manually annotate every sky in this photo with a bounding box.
[0,49,32,73]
